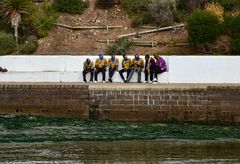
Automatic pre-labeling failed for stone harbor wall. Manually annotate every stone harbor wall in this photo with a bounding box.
[0,83,239,124]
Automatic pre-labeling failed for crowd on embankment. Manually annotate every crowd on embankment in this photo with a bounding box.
[83,54,167,83]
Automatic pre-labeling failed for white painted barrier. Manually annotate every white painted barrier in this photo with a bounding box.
[0,55,239,83]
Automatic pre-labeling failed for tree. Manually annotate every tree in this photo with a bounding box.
[0,0,30,51]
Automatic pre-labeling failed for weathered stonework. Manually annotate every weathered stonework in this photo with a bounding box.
[0,84,239,124]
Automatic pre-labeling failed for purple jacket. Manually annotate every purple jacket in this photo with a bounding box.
[156,57,167,72]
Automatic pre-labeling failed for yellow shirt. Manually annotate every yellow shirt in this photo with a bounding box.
[132,58,144,69]
[108,58,119,69]
[122,58,132,69]
[83,61,94,70]
[95,58,108,69]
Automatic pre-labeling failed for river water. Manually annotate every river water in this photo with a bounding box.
[1,140,240,163]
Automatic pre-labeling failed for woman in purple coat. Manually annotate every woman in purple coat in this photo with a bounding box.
[153,54,167,82]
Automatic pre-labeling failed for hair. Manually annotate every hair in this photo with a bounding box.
[145,54,150,58]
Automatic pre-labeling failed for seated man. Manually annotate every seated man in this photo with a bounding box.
[108,54,119,83]
[130,54,144,83]
[95,53,108,83]
[82,58,94,83]
[144,55,156,83]
[153,54,167,82]
[119,54,132,83]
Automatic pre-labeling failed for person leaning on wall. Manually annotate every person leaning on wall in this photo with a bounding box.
[82,58,94,83]
[94,53,108,83]
[153,54,167,83]
[119,54,132,83]
[144,55,156,83]
[108,54,119,83]
[130,54,144,83]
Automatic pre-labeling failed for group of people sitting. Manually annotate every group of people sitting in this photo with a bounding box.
[83,53,167,83]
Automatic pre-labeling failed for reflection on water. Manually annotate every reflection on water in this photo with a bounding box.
[0,141,240,163]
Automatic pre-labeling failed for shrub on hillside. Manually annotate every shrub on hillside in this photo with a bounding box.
[177,0,210,12]
[20,35,38,54]
[121,0,149,15]
[148,0,176,25]
[0,32,16,55]
[107,38,134,55]
[205,2,224,22]
[0,19,13,33]
[131,12,152,27]
[213,0,240,11]
[187,10,220,47]
[231,37,240,53]
[223,14,240,37]
[54,0,86,14]
[96,0,119,9]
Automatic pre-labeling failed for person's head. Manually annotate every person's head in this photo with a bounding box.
[145,55,150,60]
[86,58,91,63]
[110,54,115,59]
[99,53,104,60]
[135,54,140,60]
[154,54,159,60]
[122,54,128,60]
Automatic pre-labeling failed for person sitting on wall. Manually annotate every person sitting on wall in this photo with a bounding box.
[108,54,119,83]
[0,67,8,72]
[130,54,144,83]
[144,55,156,83]
[83,58,94,83]
[153,54,167,83]
[95,53,108,83]
[119,54,132,83]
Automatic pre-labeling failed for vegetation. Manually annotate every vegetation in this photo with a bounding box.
[96,0,119,9]
[187,10,220,47]
[0,32,16,55]
[232,38,240,53]
[0,115,240,142]
[0,0,31,50]
[53,0,87,14]
[107,38,134,55]
[20,35,38,54]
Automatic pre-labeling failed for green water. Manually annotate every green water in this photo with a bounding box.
[0,115,240,142]
[0,115,240,163]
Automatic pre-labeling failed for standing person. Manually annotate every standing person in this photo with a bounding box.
[144,55,156,83]
[108,54,119,83]
[119,54,132,83]
[82,58,94,83]
[130,54,144,83]
[95,53,108,83]
[153,54,167,82]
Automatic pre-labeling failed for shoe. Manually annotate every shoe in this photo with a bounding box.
[103,81,106,83]
[144,81,148,83]
[138,81,141,83]
[90,81,93,83]
[153,78,158,82]
[94,81,97,83]
[124,80,127,83]
[83,81,86,83]
[108,79,113,83]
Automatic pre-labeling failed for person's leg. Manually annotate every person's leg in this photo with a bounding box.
[90,69,94,82]
[95,69,99,81]
[119,69,125,81]
[83,70,87,82]
[137,69,142,83]
[102,69,106,81]
[145,71,149,82]
[150,69,154,82]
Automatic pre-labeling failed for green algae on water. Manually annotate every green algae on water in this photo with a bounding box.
[0,115,240,143]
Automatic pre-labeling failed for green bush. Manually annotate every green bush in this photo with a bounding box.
[53,0,86,14]
[20,35,38,54]
[187,10,220,47]
[231,37,240,53]
[223,14,240,38]
[131,12,152,27]
[0,19,13,33]
[121,0,149,15]
[213,0,240,11]
[107,38,134,55]
[0,32,16,55]
[96,0,118,9]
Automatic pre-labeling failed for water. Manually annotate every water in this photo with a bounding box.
[0,141,240,163]
[0,116,240,163]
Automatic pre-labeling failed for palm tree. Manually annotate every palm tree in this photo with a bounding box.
[0,0,30,50]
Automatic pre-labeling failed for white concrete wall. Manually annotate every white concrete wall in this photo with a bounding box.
[0,55,239,83]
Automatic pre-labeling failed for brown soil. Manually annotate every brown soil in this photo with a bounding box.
[35,3,198,55]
